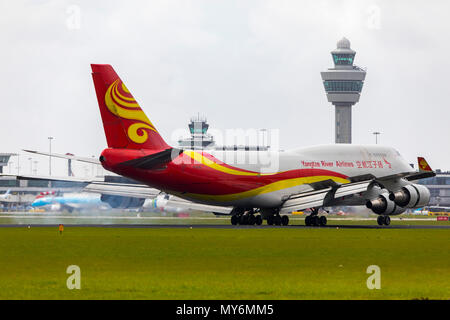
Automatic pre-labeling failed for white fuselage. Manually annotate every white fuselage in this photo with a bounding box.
[179,144,415,208]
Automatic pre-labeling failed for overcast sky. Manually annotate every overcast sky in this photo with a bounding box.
[1,0,450,176]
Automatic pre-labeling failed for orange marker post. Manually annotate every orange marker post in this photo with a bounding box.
[59,224,64,235]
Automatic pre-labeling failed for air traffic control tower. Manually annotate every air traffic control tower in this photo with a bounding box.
[321,37,366,143]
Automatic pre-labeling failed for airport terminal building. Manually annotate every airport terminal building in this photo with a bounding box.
[419,170,450,207]
[0,153,16,174]
[0,153,86,209]
[1,153,450,210]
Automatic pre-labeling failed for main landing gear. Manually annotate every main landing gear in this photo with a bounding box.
[305,208,327,227]
[230,208,290,226]
[266,214,289,226]
[230,208,263,226]
[377,215,391,226]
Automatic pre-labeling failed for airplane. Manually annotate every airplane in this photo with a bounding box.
[35,191,57,199]
[4,64,435,226]
[90,64,436,226]
[0,189,35,209]
[31,192,110,212]
[0,189,12,201]
[32,190,188,214]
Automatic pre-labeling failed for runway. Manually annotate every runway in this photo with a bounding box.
[0,212,448,229]
[0,213,441,221]
[0,223,449,229]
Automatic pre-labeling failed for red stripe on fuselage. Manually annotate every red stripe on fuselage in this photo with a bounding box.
[101,148,349,196]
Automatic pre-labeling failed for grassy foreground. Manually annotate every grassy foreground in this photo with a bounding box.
[0,226,448,299]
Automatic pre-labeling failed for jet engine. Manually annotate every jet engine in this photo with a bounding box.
[100,194,145,209]
[389,184,430,208]
[366,193,406,215]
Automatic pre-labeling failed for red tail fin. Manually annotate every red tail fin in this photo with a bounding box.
[91,64,169,150]
[418,157,432,172]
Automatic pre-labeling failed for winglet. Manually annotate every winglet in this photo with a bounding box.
[418,157,432,172]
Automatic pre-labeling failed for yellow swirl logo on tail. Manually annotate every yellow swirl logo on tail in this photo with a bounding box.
[105,79,157,144]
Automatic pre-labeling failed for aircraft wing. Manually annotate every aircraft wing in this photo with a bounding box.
[279,180,371,214]
[280,156,435,213]
[0,173,95,183]
[405,157,436,181]
[0,173,230,214]
[376,157,436,182]
[0,173,160,198]
[23,149,100,165]
[83,181,160,198]
[165,196,233,215]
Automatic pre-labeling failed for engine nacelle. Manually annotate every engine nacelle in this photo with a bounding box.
[366,193,406,215]
[100,194,145,209]
[389,184,430,208]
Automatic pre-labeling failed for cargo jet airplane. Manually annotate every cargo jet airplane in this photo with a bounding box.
[0,189,12,201]
[85,64,434,226]
[4,64,435,226]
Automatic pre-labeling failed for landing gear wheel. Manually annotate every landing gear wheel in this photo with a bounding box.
[319,216,327,226]
[312,215,320,226]
[231,215,239,225]
[255,215,263,225]
[305,215,312,226]
[240,214,248,225]
[267,215,274,225]
[384,216,391,226]
[274,215,282,226]
[248,214,256,225]
[281,215,289,226]
[377,216,384,226]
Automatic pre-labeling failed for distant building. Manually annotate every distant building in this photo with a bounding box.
[178,115,215,150]
[178,115,270,151]
[0,153,16,174]
[419,171,450,207]
[0,152,86,203]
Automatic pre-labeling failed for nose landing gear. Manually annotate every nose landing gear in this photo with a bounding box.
[377,215,391,226]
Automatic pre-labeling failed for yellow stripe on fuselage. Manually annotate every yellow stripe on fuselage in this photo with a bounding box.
[180,175,350,203]
[184,150,275,176]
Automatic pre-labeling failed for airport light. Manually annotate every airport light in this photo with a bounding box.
[373,131,381,144]
[92,155,96,177]
[16,153,20,175]
[48,136,54,176]
[33,160,38,175]
[28,157,32,174]
[260,129,268,148]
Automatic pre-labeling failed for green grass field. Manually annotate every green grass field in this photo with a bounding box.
[0,226,449,300]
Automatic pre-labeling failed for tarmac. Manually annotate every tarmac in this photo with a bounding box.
[0,223,449,229]
[0,213,448,229]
